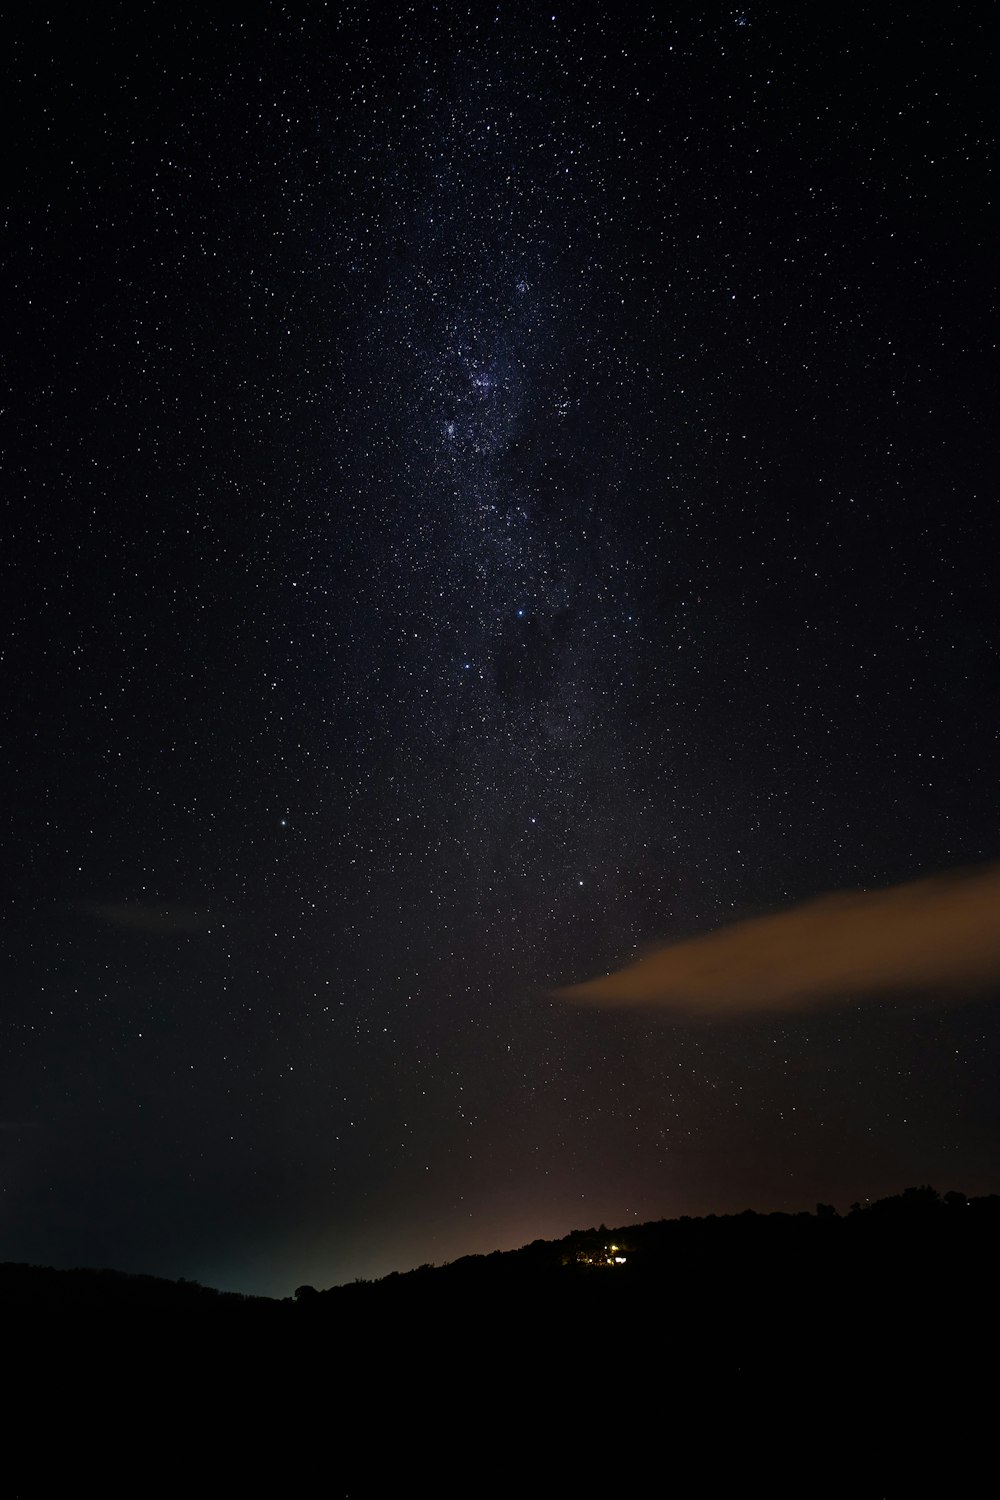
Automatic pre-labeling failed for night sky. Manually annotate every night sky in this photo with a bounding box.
[4,5,997,1298]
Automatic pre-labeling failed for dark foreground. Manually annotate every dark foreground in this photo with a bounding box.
[5,1187,996,1494]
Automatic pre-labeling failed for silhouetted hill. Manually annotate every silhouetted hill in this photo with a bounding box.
[0,1261,278,1313]
[5,1184,997,1317]
[6,1188,996,1494]
[287,1183,1000,1339]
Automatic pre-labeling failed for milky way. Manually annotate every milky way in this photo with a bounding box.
[319,53,651,1002]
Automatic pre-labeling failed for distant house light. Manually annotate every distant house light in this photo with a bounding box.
[573,1243,629,1268]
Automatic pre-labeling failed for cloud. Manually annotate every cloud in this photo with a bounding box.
[77,901,215,934]
[556,863,1000,1016]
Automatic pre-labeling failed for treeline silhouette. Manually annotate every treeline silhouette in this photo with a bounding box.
[4,1184,997,1317]
[6,1185,996,1493]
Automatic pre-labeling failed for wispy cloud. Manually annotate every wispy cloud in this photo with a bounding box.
[76,901,216,934]
[556,863,1000,1016]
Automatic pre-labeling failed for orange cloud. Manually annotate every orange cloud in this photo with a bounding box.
[557,863,1000,1016]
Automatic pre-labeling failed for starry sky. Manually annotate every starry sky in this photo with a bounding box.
[3,5,997,1297]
